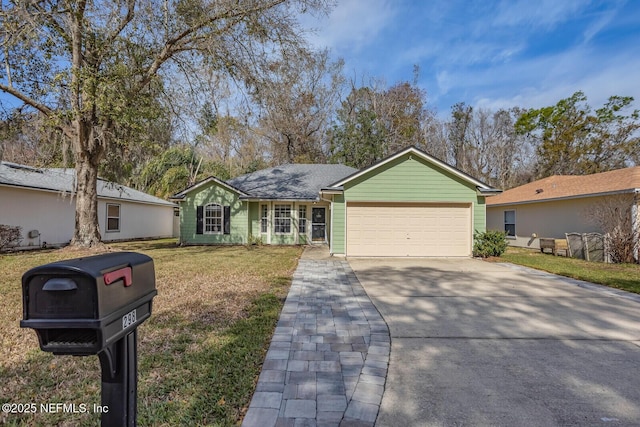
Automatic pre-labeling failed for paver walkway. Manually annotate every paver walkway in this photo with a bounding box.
[242,251,390,427]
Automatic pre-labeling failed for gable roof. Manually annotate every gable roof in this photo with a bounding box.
[170,176,249,200]
[327,146,500,194]
[0,161,175,206]
[228,164,357,200]
[487,166,640,206]
[170,163,357,201]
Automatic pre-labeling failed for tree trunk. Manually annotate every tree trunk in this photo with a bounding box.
[72,150,102,247]
[70,120,103,247]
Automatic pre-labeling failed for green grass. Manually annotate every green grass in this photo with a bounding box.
[498,247,640,294]
[0,239,303,426]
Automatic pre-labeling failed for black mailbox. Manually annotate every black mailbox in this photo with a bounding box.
[21,251,156,426]
[21,251,157,355]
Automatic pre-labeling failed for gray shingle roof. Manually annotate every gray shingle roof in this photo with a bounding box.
[228,164,358,200]
[0,161,175,206]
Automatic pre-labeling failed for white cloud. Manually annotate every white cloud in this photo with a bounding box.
[582,7,617,43]
[470,49,640,111]
[436,70,453,95]
[301,0,397,52]
[300,0,640,117]
[492,0,591,28]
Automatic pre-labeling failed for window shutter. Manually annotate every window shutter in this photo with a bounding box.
[223,206,231,235]
[196,205,204,234]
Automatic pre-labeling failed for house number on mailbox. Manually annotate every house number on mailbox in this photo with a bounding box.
[122,309,137,330]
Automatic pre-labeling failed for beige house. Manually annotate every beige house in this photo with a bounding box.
[486,167,640,250]
[1,162,177,249]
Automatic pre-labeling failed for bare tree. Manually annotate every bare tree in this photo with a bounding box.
[0,111,69,166]
[252,49,344,163]
[330,75,430,167]
[376,81,428,153]
[443,105,534,188]
[420,111,449,162]
[584,194,639,263]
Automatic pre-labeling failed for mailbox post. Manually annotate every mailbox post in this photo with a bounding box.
[20,252,157,427]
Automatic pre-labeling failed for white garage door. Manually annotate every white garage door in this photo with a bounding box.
[346,202,472,257]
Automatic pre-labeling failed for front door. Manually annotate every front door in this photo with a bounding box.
[311,207,326,242]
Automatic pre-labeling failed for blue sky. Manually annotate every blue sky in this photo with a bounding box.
[302,0,640,116]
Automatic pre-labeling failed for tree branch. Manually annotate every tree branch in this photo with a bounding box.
[137,0,285,91]
[0,83,54,116]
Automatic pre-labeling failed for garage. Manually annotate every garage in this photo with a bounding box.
[346,202,472,257]
[321,147,500,257]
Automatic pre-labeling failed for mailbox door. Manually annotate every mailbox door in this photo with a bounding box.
[26,274,97,319]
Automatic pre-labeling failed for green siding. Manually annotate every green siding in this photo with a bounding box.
[270,233,297,245]
[248,202,260,241]
[179,195,335,247]
[344,154,478,202]
[180,181,247,244]
[332,153,487,254]
[475,196,486,234]
[331,194,346,254]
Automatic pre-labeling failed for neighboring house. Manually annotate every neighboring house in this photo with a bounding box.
[486,167,640,249]
[0,161,177,249]
[171,146,500,257]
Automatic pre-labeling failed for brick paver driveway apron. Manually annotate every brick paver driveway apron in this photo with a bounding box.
[243,257,390,427]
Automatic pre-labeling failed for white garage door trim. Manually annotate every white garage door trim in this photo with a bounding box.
[346,202,472,257]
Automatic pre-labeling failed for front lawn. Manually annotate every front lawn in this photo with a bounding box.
[499,247,640,294]
[0,239,303,426]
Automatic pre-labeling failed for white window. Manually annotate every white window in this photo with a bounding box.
[261,204,268,234]
[106,204,120,232]
[274,205,291,234]
[205,204,223,234]
[298,206,307,234]
[504,210,516,237]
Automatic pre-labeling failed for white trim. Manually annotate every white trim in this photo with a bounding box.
[330,199,335,254]
[298,204,308,244]
[260,203,269,236]
[203,203,223,234]
[329,146,493,190]
[274,203,293,235]
[470,201,475,254]
[106,203,121,232]
[267,201,272,244]
[293,201,298,245]
[504,209,516,238]
[311,206,327,244]
[320,193,335,253]
[319,189,344,196]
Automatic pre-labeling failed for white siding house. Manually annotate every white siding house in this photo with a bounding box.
[0,162,176,249]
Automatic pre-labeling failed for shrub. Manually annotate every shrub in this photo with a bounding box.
[473,229,508,258]
[0,225,22,251]
[247,234,264,246]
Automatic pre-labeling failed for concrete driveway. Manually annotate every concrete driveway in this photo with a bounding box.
[348,258,640,427]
